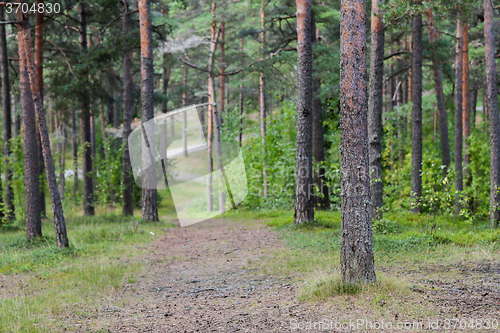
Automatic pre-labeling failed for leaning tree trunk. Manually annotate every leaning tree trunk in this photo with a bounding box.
[58,127,67,200]
[454,20,464,215]
[484,0,500,227]
[259,0,268,201]
[340,0,376,284]
[426,8,451,178]
[122,0,134,216]
[139,0,158,221]
[368,0,384,220]
[294,0,314,224]
[79,0,94,216]
[462,23,472,203]
[0,6,14,221]
[17,4,69,248]
[35,0,46,219]
[20,33,41,239]
[411,14,423,214]
[311,13,330,210]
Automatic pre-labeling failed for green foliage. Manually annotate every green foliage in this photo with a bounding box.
[372,218,400,234]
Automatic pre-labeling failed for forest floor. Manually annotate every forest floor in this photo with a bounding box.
[54,217,500,333]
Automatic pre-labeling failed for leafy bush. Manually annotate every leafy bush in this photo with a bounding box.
[372,218,400,234]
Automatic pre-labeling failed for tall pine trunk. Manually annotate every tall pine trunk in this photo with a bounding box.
[162,54,170,114]
[259,0,268,200]
[411,14,423,214]
[294,0,314,224]
[484,0,500,227]
[368,0,384,219]
[340,0,376,284]
[182,54,188,156]
[20,32,41,239]
[79,0,94,216]
[462,23,472,202]
[0,6,14,221]
[139,0,158,221]
[311,13,329,210]
[426,8,451,178]
[454,20,464,215]
[35,0,46,219]
[239,38,244,146]
[17,4,69,247]
[71,105,78,196]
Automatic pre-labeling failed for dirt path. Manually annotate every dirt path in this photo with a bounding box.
[65,219,500,332]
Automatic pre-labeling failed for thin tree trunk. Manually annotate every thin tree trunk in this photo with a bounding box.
[239,38,244,146]
[20,35,41,239]
[58,127,66,200]
[471,89,477,128]
[219,21,225,127]
[462,23,472,204]
[0,6,14,221]
[90,110,96,177]
[411,14,423,214]
[113,93,120,128]
[340,0,376,284]
[368,0,384,220]
[79,0,94,216]
[454,20,464,215]
[122,0,134,216]
[259,0,268,200]
[206,2,219,213]
[17,4,69,247]
[311,13,329,210]
[71,105,78,196]
[107,96,113,126]
[34,1,46,219]
[426,8,451,178]
[484,0,500,227]
[162,54,170,114]
[183,54,188,157]
[294,0,314,224]
[139,0,158,221]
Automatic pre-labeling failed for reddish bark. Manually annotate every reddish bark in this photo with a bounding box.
[17,3,69,247]
[139,0,158,221]
[19,28,41,240]
[368,0,384,219]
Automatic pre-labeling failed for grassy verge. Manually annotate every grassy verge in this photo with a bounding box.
[225,209,499,318]
[0,213,175,332]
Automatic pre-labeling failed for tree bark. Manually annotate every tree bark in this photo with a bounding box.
[411,14,423,214]
[0,6,14,221]
[311,13,329,211]
[425,9,451,179]
[113,93,120,129]
[484,0,500,227]
[20,33,41,239]
[162,54,170,114]
[35,0,46,219]
[17,3,69,247]
[219,21,225,126]
[239,38,244,146]
[183,54,188,156]
[368,0,384,220]
[79,0,94,216]
[259,0,268,200]
[71,105,78,196]
[462,23,471,200]
[454,20,464,215]
[139,0,158,221]
[340,0,376,284]
[471,89,477,128]
[122,0,134,216]
[58,127,66,200]
[294,0,314,224]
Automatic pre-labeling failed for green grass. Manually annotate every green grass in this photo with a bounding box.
[0,213,176,332]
